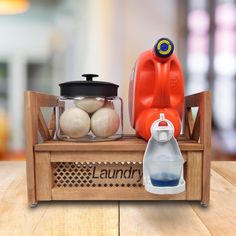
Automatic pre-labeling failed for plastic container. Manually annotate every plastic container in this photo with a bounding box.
[143,113,185,194]
[147,157,184,187]
[129,37,184,141]
[56,74,123,141]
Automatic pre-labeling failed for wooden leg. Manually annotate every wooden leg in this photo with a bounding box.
[26,154,37,206]
[200,202,208,208]
[201,197,210,207]
[200,92,211,206]
[25,92,38,206]
[186,152,202,200]
[201,150,211,206]
[29,202,38,208]
[35,152,52,201]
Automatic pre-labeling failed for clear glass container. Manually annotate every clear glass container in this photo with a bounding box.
[55,74,123,142]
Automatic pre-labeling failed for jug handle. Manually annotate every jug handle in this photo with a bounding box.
[152,60,171,108]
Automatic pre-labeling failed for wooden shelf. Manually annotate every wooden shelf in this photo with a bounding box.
[51,187,186,201]
[34,136,204,152]
[25,90,211,206]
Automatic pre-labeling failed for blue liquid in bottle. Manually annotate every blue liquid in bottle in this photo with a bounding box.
[150,173,180,187]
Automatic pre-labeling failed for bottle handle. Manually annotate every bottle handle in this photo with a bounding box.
[152,61,171,107]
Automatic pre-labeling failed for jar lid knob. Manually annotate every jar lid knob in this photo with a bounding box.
[82,74,99,81]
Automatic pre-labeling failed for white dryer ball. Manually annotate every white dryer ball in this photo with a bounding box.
[103,100,115,109]
[91,108,120,138]
[59,108,90,138]
[74,98,104,114]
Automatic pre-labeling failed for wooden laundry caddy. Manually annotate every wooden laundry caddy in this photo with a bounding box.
[24,90,211,207]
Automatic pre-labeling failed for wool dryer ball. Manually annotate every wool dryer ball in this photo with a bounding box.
[59,108,90,138]
[74,97,104,113]
[91,107,120,138]
[103,100,115,109]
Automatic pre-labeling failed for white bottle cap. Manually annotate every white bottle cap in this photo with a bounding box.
[151,113,174,142]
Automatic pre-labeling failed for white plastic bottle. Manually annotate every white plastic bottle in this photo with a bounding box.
[143,114,185,194]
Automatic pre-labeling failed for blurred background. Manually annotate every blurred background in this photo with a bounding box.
[0,0,235,160]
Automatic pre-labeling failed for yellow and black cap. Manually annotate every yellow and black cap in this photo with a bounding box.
[154,38,174,58]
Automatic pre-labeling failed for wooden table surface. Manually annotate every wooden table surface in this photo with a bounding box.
[0,161,236,236]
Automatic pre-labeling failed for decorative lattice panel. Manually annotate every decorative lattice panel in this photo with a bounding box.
[52,162,143,188]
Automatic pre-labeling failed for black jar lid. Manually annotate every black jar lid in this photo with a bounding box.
[59,74,119,97]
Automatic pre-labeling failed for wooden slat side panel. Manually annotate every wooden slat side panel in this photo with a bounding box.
[185,91,211,205]
[200,91,212,205]
[186,152,202,200]
[35,152,52,200]
[25,90,58,205]
[31,91,58,107]
[185,91,207,108]
[24,91,38,205]
[52,187,186,200]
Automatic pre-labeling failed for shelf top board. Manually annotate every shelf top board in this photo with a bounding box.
[34,135,204,152]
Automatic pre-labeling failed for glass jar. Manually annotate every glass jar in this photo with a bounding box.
[56,74,123,141]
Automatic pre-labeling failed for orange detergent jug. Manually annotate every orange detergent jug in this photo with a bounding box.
[129,38,184,141]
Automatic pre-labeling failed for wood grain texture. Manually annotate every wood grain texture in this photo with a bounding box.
[209,168,235,193]
[0,161,118,236]
[192,109,200,142]
[24,91,58,205]
[50,151,144,162]
[211,161,236,186]
[120,202,211,236]
[0,162,24,191]
[191,169,236,236]
[0,162,49,236]
[35,147,204,201]
[34,137,204,152]
[185,91,211,205]
[52,187,186,201]
[24,91,38,205]
[35,152,52,200]
[201,91,212,205]
[31,202,118,236]
[1,161,236,235]
[185,91,203,108]
[38,109,51,141]
[48,107,56,138]
[26,91,211,205]
[186,152,202,200]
